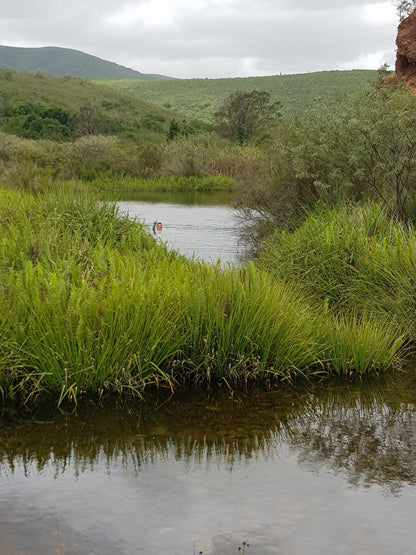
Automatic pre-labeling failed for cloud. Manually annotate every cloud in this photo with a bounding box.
[0,0,399,78]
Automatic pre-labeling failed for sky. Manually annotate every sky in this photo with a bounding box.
[0,0,401,79]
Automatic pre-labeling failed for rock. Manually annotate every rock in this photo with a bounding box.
[395,9,416,91]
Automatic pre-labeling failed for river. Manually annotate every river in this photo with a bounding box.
[1,193,416,554]
[1,377,416,554]
[115,191,252,265]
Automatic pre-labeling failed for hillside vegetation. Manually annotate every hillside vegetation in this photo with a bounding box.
[2,61,416,406]
[0,68,179,141]
[0,45,171,79]
[96,70,377,120]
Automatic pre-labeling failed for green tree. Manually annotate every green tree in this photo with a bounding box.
[7,101,72,140]
[291,85,416,223]
[214,90,282,145]
[167,119,180,141]
[237,84,416,243]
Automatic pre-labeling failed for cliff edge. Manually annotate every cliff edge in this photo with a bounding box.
[395,9,416,91]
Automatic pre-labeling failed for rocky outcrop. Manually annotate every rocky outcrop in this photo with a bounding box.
[395,9,416,91]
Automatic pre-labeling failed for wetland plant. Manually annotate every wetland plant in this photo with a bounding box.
[0,188,408,406]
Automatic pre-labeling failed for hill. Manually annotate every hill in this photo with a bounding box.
[96,70,378,120]
[0,45,171,80]
[0,68,177,141]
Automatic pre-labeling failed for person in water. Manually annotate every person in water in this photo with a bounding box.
[153,221,163,234]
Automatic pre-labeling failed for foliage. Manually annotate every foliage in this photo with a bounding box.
[258,202,416,339]
[290,85,416,222]
[92,174,235,192]
[235,84,416,241]
[166,118,200,141]
[0,189,406,406]
[96,70,377,121]
[214,90,282,144]
[0,129,271,187]
[0,68,175,143]
[7,101,73,140]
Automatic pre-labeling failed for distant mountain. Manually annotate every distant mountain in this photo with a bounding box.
[0,45,172,80]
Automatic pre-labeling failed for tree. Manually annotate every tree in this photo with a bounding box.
[167,119,180,141]
[395,1,416,21]
[214,90,282,145]
[291,85,416,223]
[8,101,72,140]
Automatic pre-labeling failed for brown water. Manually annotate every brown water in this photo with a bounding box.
[1,375,416,554]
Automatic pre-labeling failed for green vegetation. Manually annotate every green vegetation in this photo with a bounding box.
[236,83,416,248]
[92,175,235,192]
[214,90,282,144]
[0,45,172,79]
[0,187,405,407]
[1,64,416,409]
[0,129,270,189]
[96,70,377,120]
[0,67,176,142]
[258,202,416,336]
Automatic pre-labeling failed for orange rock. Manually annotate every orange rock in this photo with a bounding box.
[395,9,416,91]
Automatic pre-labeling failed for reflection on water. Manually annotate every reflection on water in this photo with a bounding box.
[114,191,252,265]
[2,376,416,554]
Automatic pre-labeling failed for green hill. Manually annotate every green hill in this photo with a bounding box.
[0,68,177,141]
[96,70,378,120]
[0,45,171,80]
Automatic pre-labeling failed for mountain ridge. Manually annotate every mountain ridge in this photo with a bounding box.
[0,45,172,80]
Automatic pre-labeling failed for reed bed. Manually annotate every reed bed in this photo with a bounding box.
[258,202,416,339]
[91,174,235,193]
[0,190,407,406]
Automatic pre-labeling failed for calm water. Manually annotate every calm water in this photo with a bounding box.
[1,375,416,554]
[115,191,252,265]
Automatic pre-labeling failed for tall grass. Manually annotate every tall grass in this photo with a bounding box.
[92,174,235,192]
[258,202,416,337]
[0,190,406,407]
[175,262,323,382]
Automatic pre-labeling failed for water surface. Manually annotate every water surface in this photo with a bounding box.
[2,375,416,554]
[115,191,251,265]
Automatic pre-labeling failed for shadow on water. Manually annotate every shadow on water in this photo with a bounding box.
[2,376,416,489]
[111,190,235,206]
[1,374,416,554]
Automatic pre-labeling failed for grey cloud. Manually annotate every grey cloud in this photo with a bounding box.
[0,0,399,78]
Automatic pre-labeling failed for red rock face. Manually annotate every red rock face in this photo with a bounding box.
[396,9,416,80]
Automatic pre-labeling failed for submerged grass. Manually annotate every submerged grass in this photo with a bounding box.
[0,190,408,407]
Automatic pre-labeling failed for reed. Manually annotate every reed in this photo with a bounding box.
[258,202,416,339]
[91,174,235,192]
[0,190,407,406]
[319,312,405,375]
[176,262,322,382]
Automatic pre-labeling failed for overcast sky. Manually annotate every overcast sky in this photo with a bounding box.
[0,0,400,79]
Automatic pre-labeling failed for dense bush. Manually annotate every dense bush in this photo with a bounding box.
[6,101,73,140]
